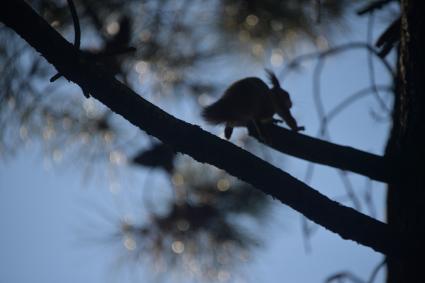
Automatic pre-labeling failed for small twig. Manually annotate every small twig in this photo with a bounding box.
[367,12,391,113]
[301,156,317,249]
[363,179,377,218]
[357,0,394,16]
[325,272,366,283]
[338,170,361,210]
[367,259,386,283]
[49,73,62,82]
[68,0,81,49]
[326,258,386,283]
[301,216,312,253]
[50,0,81,82]
[376,17,400,58]
[301,215,320,253]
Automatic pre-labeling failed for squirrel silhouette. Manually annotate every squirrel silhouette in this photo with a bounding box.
[202,70,304,139]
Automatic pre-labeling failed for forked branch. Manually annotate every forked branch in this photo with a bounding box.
[247,123,398,183]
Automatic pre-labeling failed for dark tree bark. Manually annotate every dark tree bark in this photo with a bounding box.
[386,0,425,282]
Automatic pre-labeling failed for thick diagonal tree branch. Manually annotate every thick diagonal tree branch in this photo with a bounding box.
[248,124,399,183]
[0,0,402,258]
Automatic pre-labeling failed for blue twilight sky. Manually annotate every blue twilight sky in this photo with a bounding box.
[0,10,395,283]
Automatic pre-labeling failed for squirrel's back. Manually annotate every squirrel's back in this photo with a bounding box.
[202,77,270,124]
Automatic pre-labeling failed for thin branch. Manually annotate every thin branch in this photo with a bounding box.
[356,0,394,16]
[312,55,361,210]
[367,12,391,113]
[313,56,326,123]
[367,259,386,283]
[327,86,392,122]
[325,272,365,283]
[0,0,404,258]
[363,179,377,218]
[280,46,395,204]
[68,0,81,49]
[301,215,313,253]
[325,258,386,283]
[338,170,361,210]
[299,81,388,247]
[301,160,317,252]
[281,42,395,81]
[292,25,395,250]
[50,0,81,82]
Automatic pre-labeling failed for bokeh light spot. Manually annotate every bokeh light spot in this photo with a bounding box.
[135,61,149,75]
[271,49,284,67]
[172,173,184,187]
[123,235,137,251]
[246,15,259,27]
[217,178,230,191]
[106,21,120,35]
[252,43,264,56]
[109,150,126,165]
[171,240,185,254]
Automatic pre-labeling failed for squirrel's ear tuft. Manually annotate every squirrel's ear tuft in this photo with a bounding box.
[265,69,281,88]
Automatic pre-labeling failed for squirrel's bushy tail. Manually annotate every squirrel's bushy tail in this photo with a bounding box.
[202,100,235,124]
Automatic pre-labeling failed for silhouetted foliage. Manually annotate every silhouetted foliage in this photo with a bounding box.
[132,142,176,173]
[220,0,350,42]
[117,162,270,280]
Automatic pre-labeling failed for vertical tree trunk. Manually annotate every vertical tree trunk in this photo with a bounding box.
[386,0,425,282]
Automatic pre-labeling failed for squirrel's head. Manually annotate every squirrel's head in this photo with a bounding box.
[266,69,293,109]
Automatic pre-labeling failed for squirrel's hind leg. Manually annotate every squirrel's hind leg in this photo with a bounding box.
[224,123,234,139]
